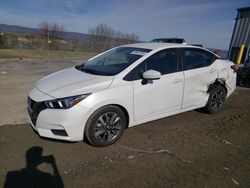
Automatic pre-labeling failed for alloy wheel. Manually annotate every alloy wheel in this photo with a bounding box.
[211,89,224,112]
[94,112,122,143]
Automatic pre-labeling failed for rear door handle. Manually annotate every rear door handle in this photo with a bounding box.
[172,78,183,83]
[221,68,227,71]
[209,69,216,73]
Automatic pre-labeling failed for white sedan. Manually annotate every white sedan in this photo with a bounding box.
[27,43,236,146]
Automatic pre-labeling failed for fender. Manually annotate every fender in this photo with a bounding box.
[207,78,227,94]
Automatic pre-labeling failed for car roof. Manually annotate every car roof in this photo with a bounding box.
[152,38,185,41]
[122,42,199,50]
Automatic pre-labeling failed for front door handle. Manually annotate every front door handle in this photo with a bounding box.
[209,69,216,73]
[172,78,183,83]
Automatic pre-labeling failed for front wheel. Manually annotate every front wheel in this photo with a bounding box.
[204,85,227,114]
[85,105,126,147]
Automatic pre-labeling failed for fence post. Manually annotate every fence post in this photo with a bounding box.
[236,44,245,64]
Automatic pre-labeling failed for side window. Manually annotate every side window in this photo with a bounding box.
[182,48,215,70]
[133,49,178,80]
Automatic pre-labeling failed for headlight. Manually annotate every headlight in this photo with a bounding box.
[45,94,91,109]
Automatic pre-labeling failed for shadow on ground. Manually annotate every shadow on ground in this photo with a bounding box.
[4,147,64,188]
[0,88,250,187]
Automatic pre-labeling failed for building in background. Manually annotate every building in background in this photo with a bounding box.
[228,7,250,64]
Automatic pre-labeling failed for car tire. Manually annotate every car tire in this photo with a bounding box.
[84,105,126,147]
[204,85,227,114]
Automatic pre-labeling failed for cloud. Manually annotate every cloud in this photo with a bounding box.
[61,0,88,12]
[0,0,249,49]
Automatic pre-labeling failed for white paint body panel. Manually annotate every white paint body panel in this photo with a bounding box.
[27,43,236,141]
[182,64,218,109]
[35,67,113,98]
[133,72,184,122]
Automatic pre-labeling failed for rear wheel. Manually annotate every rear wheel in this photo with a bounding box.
[204,85,227,114]
[85,105,126,147]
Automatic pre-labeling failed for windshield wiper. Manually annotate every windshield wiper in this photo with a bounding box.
[82,66,105,75]
[76,65,111,76]
[82,67,96,74]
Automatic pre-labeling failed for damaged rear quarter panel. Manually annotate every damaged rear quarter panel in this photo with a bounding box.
[182,61,221,109]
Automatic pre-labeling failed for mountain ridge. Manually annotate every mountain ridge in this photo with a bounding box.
[0,23,90,41]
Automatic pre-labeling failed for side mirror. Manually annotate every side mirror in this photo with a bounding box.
[142,70,161,80]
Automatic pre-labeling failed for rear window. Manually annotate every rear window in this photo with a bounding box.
[182,48,215,70]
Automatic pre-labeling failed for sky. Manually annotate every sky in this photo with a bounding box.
[0,0,249,50]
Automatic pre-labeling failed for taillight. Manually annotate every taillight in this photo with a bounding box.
[231,65,236,73]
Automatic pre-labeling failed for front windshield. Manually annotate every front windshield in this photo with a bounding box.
[77,47,151,76]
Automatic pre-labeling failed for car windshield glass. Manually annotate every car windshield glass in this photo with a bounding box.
[77,47,151,76]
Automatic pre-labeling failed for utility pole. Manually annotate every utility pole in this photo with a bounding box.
[91,40,94,55]
[70,39,73,58]
[71,40,73,51]
[47,30,50,52]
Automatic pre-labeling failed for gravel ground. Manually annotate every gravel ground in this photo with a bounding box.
[0,58,83,126]
[0,58,250,187]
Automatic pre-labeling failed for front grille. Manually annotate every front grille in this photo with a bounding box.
[27,97,47,126]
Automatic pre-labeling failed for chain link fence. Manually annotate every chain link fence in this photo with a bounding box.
[0,32,137,59]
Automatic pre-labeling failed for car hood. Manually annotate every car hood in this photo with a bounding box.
[35,67,113,98]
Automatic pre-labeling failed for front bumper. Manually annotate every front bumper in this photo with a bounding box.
[27,96,90,142]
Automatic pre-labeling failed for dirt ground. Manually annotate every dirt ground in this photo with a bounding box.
[0,58,83,126]
[0,58,250,188]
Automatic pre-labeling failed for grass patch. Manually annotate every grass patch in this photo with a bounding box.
[0,49,96,59]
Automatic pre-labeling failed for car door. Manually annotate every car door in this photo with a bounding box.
[132,48,184,122]
[181,48,218,109]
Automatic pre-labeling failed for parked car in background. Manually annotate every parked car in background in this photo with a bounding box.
[27,43,236,147]
[151,38,186,44]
